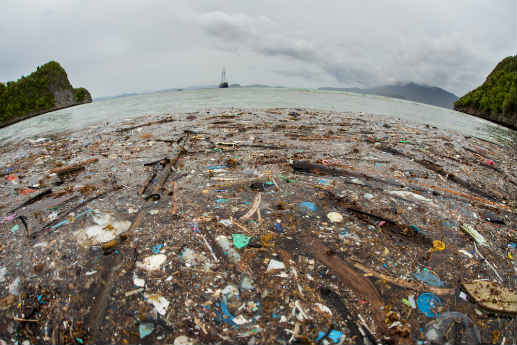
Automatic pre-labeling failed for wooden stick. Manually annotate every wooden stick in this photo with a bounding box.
[171,182,178,215]
[352,262,453,296]
[49,158,98,175]
[230,217,251,234]
[239,192,261,221]
[301,235,388,335]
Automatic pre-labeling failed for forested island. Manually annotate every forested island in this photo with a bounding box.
[454,55,516,129]
[0,61,92,128]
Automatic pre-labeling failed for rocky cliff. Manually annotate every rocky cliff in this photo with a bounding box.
[454,56,516,130]
[0,61,92,128]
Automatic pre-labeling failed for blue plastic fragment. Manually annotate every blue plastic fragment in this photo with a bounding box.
[300,201,317,212]
[208,165,223,170]
[76,338,84,344]
[37,295,46,304]
[274,223,283,233]
[50,219,69,230]
[216,198,229,203]
[139,322,154,339]
[219,297,237,327]
[509,243,516,249]
[442,219,455,228]
[316,330,344,343]
[417,293,442,317]
[317,179,330,185]
[152,244,163,254]
[413,270,444,287]
[410,224,425,234]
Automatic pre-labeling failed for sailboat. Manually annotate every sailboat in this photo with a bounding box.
[219,67,229,88]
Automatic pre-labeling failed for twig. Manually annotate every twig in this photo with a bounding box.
[49,158,98,175]
[240,192,261,221]
[13,316,39,322]
[171,182,178,216]
[352,262,453,296]
[231,217,251,234]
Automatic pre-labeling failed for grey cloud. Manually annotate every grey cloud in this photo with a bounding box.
[1,0,514,96]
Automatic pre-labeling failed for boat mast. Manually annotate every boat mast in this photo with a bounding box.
[221,67,227,84]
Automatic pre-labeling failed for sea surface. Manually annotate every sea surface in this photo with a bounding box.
[0,87,514,145]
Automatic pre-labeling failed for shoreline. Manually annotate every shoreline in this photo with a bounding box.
[0,108,516,344]
[0,101,91,130]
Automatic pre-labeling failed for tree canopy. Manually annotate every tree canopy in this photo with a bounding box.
[454,56,516,118]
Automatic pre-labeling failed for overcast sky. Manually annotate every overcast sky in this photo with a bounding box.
[1,0,515,98]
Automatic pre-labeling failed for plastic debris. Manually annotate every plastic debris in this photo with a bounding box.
[417,293,442,317]
[387,190,433,203]
[413,269,445,287]
[10,224,19,233]
[139,322,154,339]
[462,280,517,313]
[316,330,344,344]
[174,335,195,345]
[232,234,251,249]
[0,213,16,224]
[179,248,212,270]
[0,267,6,282]
[74,212,130,246]
[327,212,343,223]
[144,293,170,315]
[133,274,145,287]
[215,235,241,264]
[8,277,20,296]
[266,259,285,272]
[424,312,481,345]
[152,243,164,253]
[299,201,317,212]
[460,223,489,247]
[136,254,167,271]
[432,240,445,251]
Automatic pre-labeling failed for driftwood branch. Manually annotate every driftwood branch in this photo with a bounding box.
[49,158,98,175]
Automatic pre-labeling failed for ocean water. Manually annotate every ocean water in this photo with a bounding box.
[0,87,513,144]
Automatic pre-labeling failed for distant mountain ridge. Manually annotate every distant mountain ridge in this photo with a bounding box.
[454,55,516,130]
[319,82,458,109]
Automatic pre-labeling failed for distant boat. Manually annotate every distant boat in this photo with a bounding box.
[219,67,229,88]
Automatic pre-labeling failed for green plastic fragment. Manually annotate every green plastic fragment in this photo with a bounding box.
[10,224,19,233]
[277,174,294,183]
[232,234,251,249]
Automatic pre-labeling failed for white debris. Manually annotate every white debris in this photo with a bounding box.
[174,335,195,345]
[327,212,343,223]
[180,248,213,270]
[266,259,285,272]
[136,254,167,271]
[0,267,6,283]
[144,293,170,315]
[133,274,146,287]
[460,224,489,247]
[314,303,332,316]
[221,284,240,297]
[215,235,241,264]
[387,190,433,203]
[8,277,20,296]
[233,315,250,325]
[74,213,130,246]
